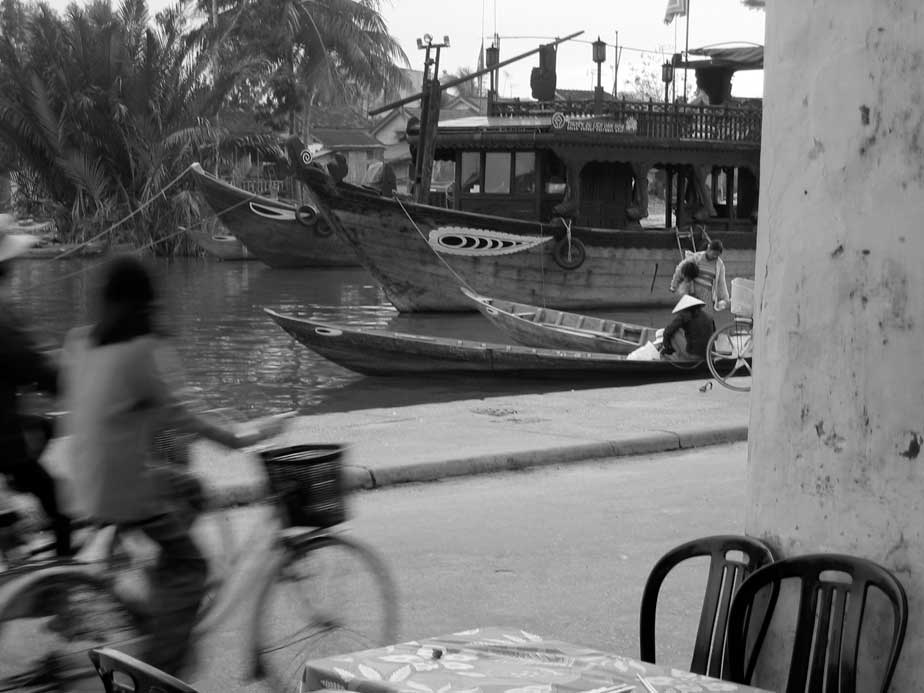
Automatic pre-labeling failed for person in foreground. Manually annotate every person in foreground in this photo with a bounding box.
[60,255,285,676]
[0,230,73,556]
[660,295,715,361]
[669,239,730,313]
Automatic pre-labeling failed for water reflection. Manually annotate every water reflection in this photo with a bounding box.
[10,258,668,416]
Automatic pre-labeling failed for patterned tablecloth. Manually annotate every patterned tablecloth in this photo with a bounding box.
[304,626,773,693]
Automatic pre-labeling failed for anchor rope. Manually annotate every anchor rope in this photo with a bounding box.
[392,194,477,293]
[16,166,255,293]
[53,164,197,261]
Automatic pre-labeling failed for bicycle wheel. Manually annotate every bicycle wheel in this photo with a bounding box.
[706,317,753,392]
[252,533,398,693]
[0,568,145,693]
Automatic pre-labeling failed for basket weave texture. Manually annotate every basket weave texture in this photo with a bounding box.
[260,444,347,527]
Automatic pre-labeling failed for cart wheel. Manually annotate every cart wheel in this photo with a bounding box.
[706,317,753,392]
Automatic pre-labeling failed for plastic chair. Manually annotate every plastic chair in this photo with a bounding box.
[89,648,198,693]
[726,553,908,693]
[639,534,776,678]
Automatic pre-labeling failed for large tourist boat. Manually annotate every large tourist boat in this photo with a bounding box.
[295,43,762,312]
[190,163,359,268]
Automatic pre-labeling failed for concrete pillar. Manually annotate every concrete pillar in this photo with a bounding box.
[747,0,923,689]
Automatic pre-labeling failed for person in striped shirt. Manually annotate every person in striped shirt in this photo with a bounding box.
[669,239,730,313]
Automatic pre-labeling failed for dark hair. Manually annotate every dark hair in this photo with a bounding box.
[707,239,724,254]
[681,261,699,281]
[92,255,159,346]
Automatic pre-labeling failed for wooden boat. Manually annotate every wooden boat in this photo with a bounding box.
[184,226,255,261]
[294,45,761,312]
[189,163,358,268]
[265,309,711,380]
[460,287,659,355]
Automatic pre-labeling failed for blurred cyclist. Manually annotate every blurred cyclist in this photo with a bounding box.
[0,229,72,556]
[60,255,284,676]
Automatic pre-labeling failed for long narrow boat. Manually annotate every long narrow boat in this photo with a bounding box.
[295,46,761,312]
[460,287,659,355]
[265,309,709,380]
[190,163,358,268]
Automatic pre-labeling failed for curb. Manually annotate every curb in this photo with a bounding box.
[11,425,748,526]
[205,424,748,509]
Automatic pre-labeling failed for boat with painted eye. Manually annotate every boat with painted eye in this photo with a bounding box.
[294,43,762,311]
[459,287,659,355]
[189,163,359,268]
[264,308,711,380]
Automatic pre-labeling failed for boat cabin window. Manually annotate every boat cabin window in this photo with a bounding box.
[513,153,536,194]
[459,152,536,196]
[454,151,542,219]
[460,152,481,193]
[485,153,511,194]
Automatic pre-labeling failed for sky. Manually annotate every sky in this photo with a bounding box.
[41,0,766,99]
[379,0,766,98]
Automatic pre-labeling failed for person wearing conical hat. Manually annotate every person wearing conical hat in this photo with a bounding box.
[0,225,73,556]
[660,294,716,361]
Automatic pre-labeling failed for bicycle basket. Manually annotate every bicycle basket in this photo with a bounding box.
[260,444,347,528]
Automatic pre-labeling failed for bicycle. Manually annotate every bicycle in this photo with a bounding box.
[705,277,754,392]
[0,416,399,693]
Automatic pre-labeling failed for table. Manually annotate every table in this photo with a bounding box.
[304,626,773,693]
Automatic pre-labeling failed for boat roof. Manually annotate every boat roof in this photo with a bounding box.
[677,44,764,71]
[435,115,552,129]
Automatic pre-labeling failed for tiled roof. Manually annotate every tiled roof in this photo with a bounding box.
[311,128,383,149]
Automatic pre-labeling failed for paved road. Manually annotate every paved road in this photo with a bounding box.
[190,442,748,692]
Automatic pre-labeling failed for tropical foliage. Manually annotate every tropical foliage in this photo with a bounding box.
[194,0,410,138]
[0,0,409,251]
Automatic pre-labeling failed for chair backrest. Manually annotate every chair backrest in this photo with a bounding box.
[639,534,775,678]
[89,648,198,693]
[726,553,908,693]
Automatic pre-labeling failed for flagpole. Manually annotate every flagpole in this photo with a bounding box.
[683,0,691,98]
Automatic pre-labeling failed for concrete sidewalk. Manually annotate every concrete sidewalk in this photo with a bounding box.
[191,378,751,505]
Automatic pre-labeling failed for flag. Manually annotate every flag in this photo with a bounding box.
[664,0,687,24]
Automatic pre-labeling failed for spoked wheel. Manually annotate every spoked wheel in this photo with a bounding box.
[253,533,398,693]
[0,571,145,692]
[706,317,754,392]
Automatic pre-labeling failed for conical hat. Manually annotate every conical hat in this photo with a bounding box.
[672,294,705,313]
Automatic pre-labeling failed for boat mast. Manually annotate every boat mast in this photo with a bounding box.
[369,31,583,204]
[683,0,692,98]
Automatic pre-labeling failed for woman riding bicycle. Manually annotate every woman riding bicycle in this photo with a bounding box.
[59,255,284,677]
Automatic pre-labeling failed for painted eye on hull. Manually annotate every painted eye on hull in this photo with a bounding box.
[428,227,552,257]
[249,203,295,222]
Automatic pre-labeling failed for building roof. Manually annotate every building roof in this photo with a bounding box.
[311,128,384,150]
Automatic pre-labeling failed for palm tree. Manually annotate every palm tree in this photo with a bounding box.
[204,0,411,140]
[0,0,276,248]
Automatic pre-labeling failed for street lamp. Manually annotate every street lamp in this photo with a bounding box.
[417,34,451,84]
[661,62,674,104]
[486,43,500,110]
[592,36,606,114]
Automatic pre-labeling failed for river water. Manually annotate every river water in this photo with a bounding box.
[9,257,666,416]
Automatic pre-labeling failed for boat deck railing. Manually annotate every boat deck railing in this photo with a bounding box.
[232,177,294,199]
[490,98,761,145]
